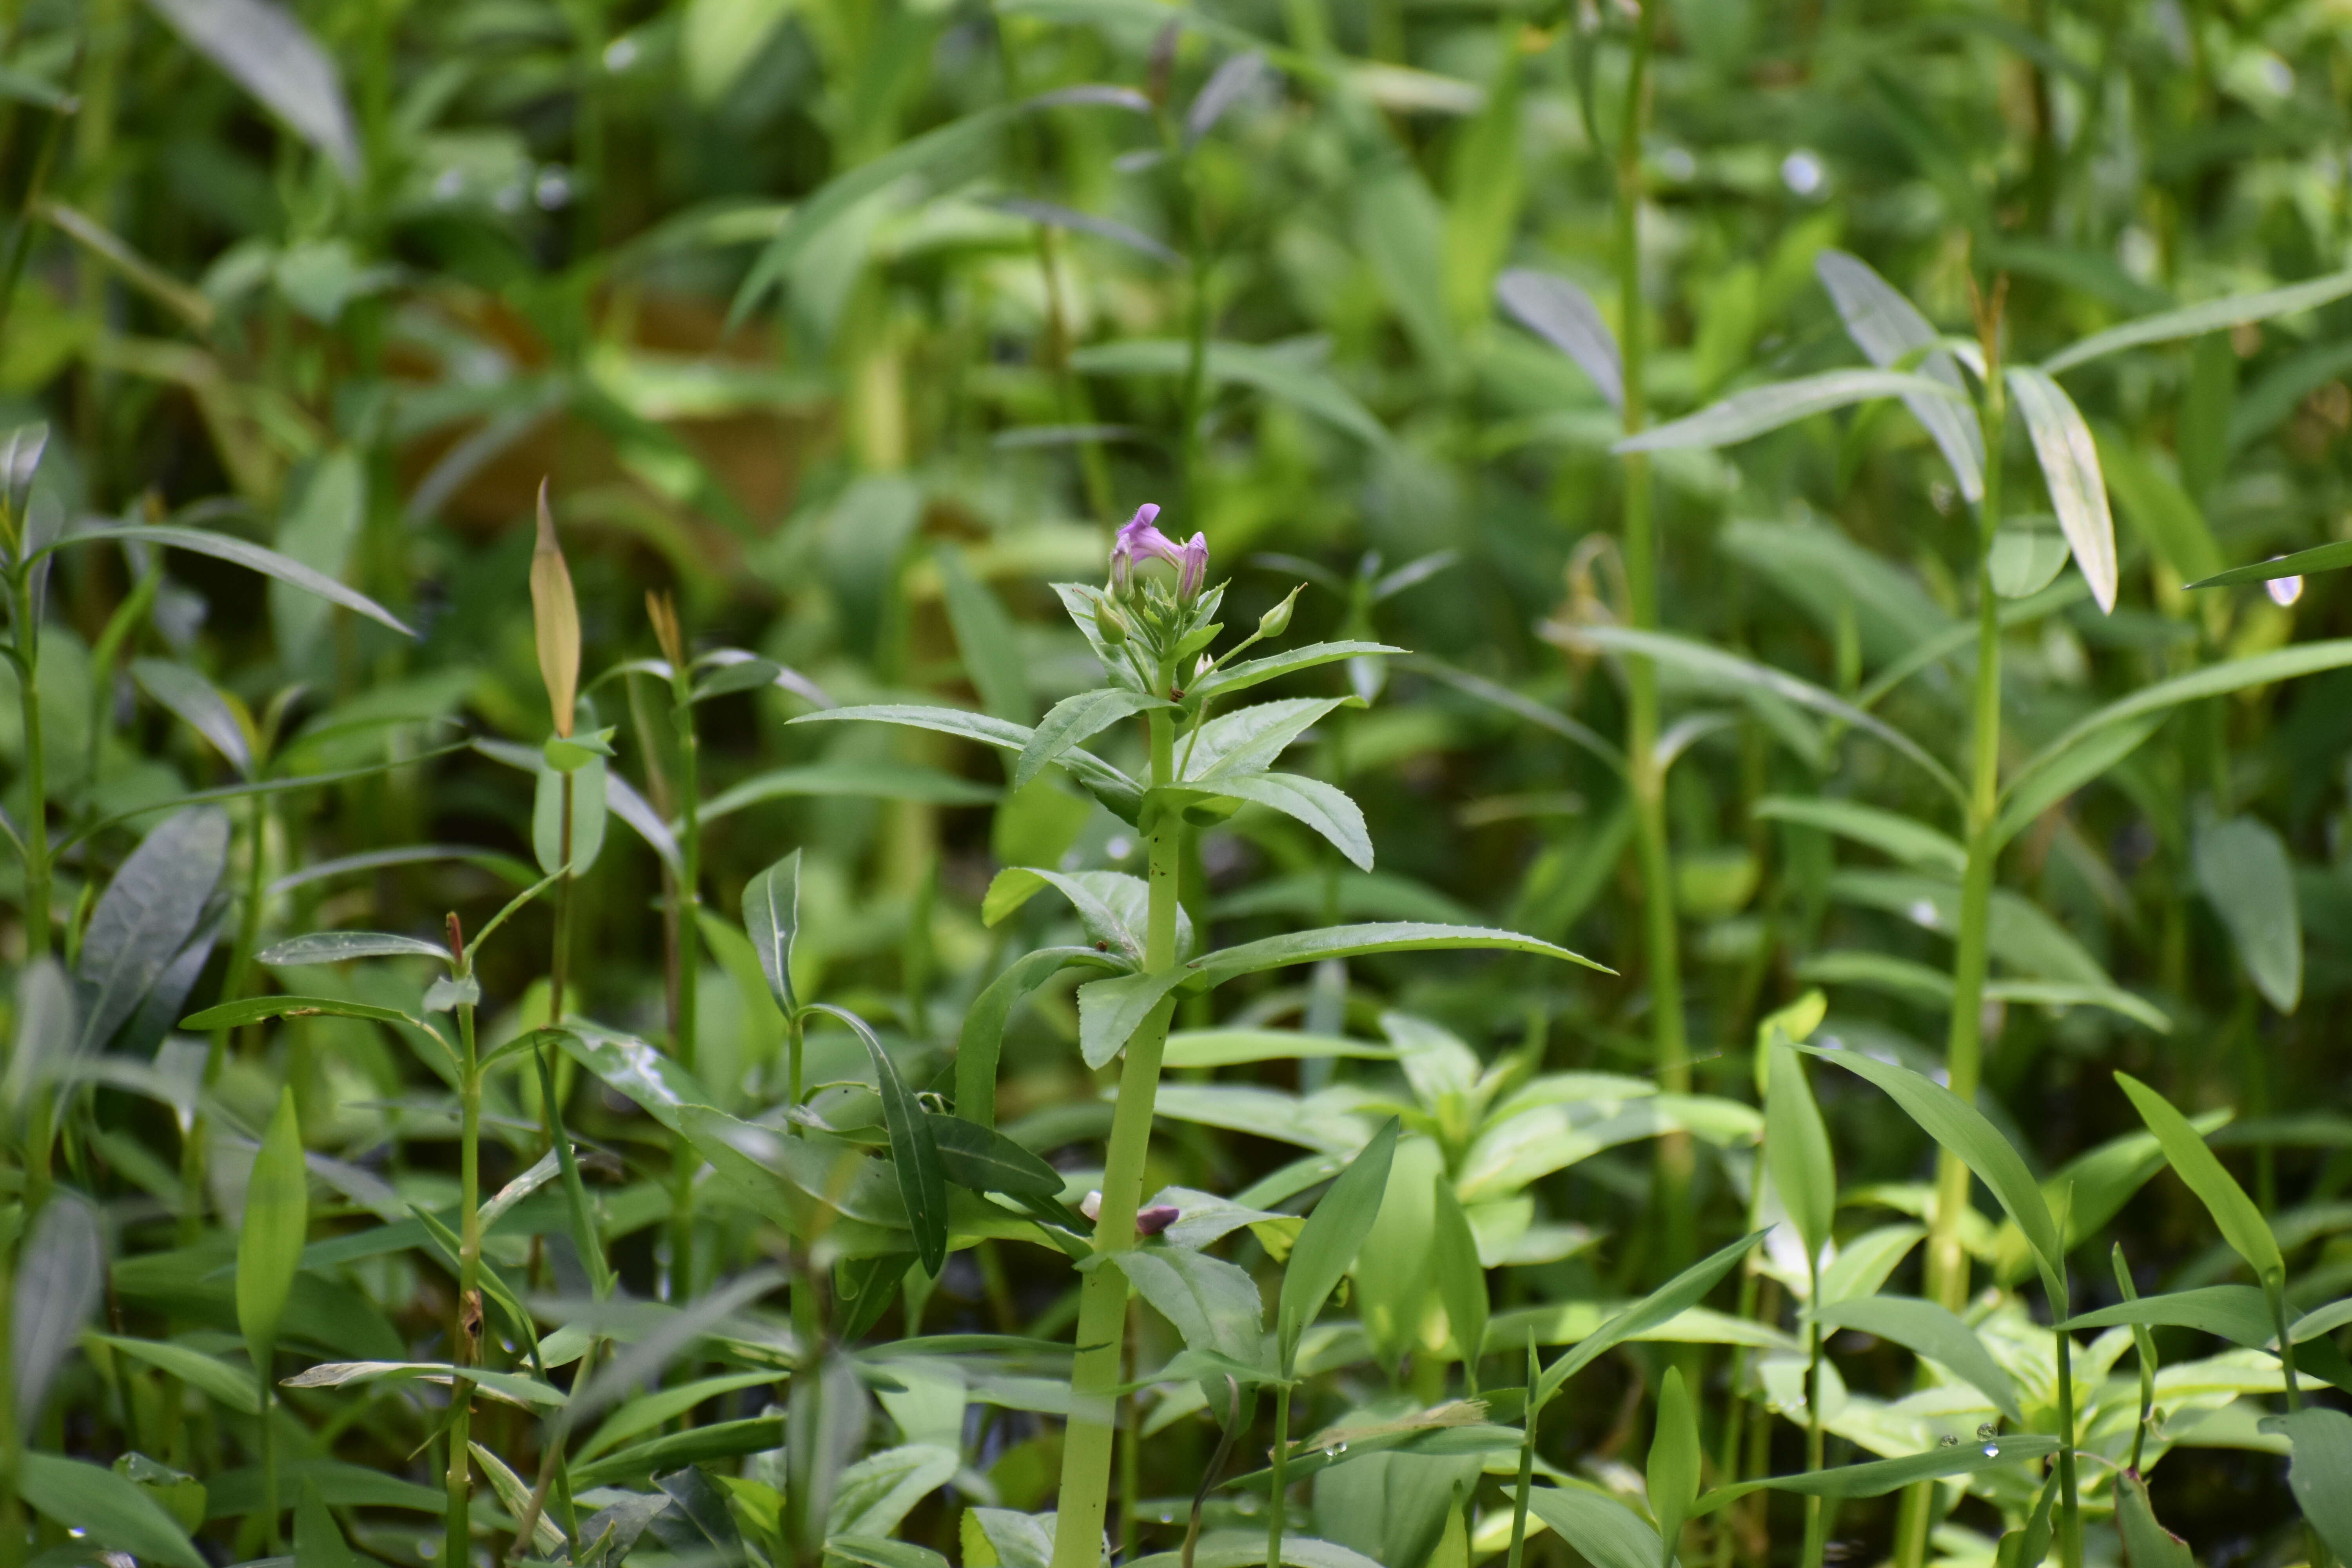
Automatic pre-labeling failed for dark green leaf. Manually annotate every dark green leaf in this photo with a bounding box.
[744,849,803,1014]
[2261,1407,2352,1557]
[2114,1072,2283,1282]
[80,807,230,1049]
[926,1114,1066,1197]
[817,1004,947,1274]
[1278,1118,1399,1360]
[1695,1437,2058,1509]
[53,524,407,634]
[1812,1297,2021,1423]
[17,1452,207,1568]
[238,1088,309,1374]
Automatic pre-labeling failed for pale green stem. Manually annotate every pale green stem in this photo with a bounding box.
[1265,1381,1293,1568]
[2053,1326,2080,1568]
[1610,0,1693,1288]
[445,989,482,1568]
[669,669,702,1298]
[14,562,49,963]
[1897,358,2009,1568]
[1504,1338,1540,1568]
[1049,704,1181,1568]
[1799,1256,1826,1568]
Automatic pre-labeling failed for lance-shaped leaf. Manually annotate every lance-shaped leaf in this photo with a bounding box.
[1020,691,1167,790]
[956,947,1121,1125]
[2259,1407,2352,1557]
[1766,1040,1836,1266]
[2194,813,2301,1013]
[1531,1231,1762,1407]
[2042,267,2352,374]
[2006,365,2117,612]
[18,1452,207,1568]
[2056,1284,2274,1349]
[2114,1473,2194,1568]
[1430,1176,1487,1375]
[1278,1118,1399,1362]
[1613,368,1965,454]
[257,931,454,967]
[1523,1487,1658,1568]
[53,524,410,635]
[792,704,1142,821]
[814,1004,947,1274]
[1802,1045,2066,1312]
[1815,250,1984,498]
[1187,642,1403,704]
[2190,538,2352,589]
[1811,1296,2021,1423]
[1552,625,1965,805]
[1992,713,2164,848]
[1648,1366,1700,1559]
[1753,796,1965,874]
[15,1192,102,1434]
[698,762,995,821]
[1113,1247,1265,1368]
[131,659,253,775]
[141,0,359,178]
[1157,772,1372,871]
[238,1089,310,1380]
[2004,641,2352,813]
[80,806,231,1050]
[926,1114,1066,1198]
[1693,1437,2059,1510]
[2114,1072,2283,1283]
[1497,269,1623,408]
[743,849,802,1014]
[1077,923,1602,1067]
[89,1334,263,1414]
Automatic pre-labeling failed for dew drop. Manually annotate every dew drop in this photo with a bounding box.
[1982,1444,2000,1457]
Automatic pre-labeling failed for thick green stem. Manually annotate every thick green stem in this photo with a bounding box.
[15,566,49,963]
[1899,350,2008,1568]
[1503,1340,1538,1568]
[445,995,482,1568]
[1265,1381,1293,1568]
[550,771,574,1027]
[671,678,702,1298]
[0,1221,21,1568]
[1050,708,1181,1568]
[1799,1259,1827,1568]
[1609,0,1691,1283]
[2053,1326,2081,1568]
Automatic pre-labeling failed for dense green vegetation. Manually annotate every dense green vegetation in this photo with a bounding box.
[5,0,2352,1565]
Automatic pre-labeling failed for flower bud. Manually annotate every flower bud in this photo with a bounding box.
[1177,532,1208,603]
[530,479,580,738]
[1259,584,1303,639]
[646,589,685,670]
[1096,602,1129,645]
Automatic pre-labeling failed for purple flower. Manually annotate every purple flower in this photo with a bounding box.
[1112,504,1207,599]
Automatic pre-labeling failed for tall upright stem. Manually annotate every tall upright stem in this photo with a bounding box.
[670,682,702,1299]
[445,982,483,1568]
[1265,1381,1294,1568]
[1927,367,2007,1310]
[1798,1258,1827,1568]
[1050,706,1181,1568]
[14,565,49,962]
[1898,328,2009,1568]
[2052,1326,2081,1568]
[1612,0,1692,1279]
[550,773,574,1027]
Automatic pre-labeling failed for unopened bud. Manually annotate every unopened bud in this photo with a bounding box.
[646,589,685,669]
[1096,604,1129,646]
[1259,585,1302,639]
[530,479,581,737]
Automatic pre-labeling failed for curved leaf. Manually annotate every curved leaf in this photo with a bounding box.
[1812,1296,2021,1422]
[54,524,410,635]
[1614,368,1965,454]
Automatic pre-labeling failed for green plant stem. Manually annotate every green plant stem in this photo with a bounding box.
[14,563,49,963]
[550,770,574,1027]
[1799,1258,1826,1568]
[0,1216,21,1568]
[1266,1380,1294,1568]
[1503,1337,1539,1568]
[1610,0,1692,1284]
[1899,341,2008,1568]
[2052,1325,2080,1568]
[1049,705,1181,1568]
[670,674,702,1299]
[445,994,482,1568]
